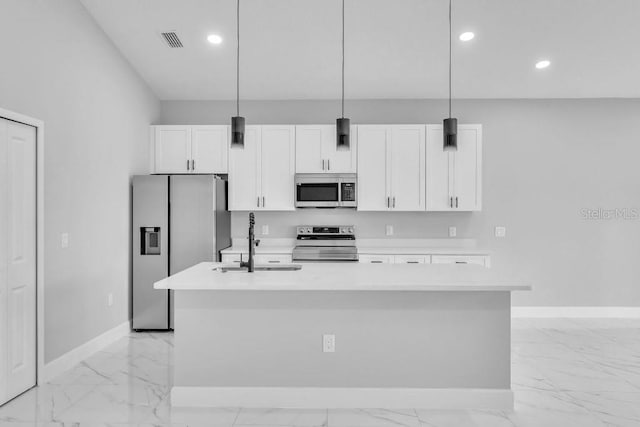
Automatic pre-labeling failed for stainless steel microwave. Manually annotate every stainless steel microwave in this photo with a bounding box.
[295,173,357,208]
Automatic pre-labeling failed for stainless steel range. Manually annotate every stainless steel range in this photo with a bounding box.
[292,225,358,262]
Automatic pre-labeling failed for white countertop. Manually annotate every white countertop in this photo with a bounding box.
[154,262,530,292]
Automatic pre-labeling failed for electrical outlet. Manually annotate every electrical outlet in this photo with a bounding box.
[108,293,114,307]
[262,225,269,235]
[323,334,335,353]
[61,233,69,249]
[385,225,394,236]
[495,226,506,238]
[449,226,457,237]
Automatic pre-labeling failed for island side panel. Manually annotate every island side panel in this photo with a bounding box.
[174,290,510,389]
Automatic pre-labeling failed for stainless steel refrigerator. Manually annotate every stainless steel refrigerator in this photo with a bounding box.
[132,175,231,330]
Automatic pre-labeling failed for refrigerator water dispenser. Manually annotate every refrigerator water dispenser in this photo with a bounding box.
[141,227,161,255]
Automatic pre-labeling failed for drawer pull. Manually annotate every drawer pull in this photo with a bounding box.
[407,261,420,264]
[371,260,383,264]
[455,261,468,264]
[268,260,281,263]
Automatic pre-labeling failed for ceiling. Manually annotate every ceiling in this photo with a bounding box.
[80,0,640,100]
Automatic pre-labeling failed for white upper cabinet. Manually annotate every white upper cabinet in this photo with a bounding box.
[295,125,357,173]
[154,126,191,173]
[357,125,425,211]
[229,125,295,211]
[152,125,229,174]
[426,124,482,211]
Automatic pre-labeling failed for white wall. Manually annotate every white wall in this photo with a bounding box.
[0,0,160,362]
[160,99,640,308]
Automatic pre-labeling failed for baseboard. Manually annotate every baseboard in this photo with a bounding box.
[512,306,640,318]
[171,386,514,410]
[42,321,130,383]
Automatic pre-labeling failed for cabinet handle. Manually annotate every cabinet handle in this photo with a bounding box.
[257,197,260,207]
[407,261,420,264]
[387,197,390,208]
[327,159,330,171]
[268,260,281,263]
[322,159,325,170]
[455,197,458,208]
[262,196,265,207]
[371,260,383,264]
[187,160,190,171]
[392,197,396,208]
[192,159,195,170]
[450,197,453,208]
[455,261,468,264]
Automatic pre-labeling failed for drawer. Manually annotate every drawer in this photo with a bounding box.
[221,253,242,264]
[431,255,487,267]
[358,254,394,264]
[254,254,292,264]
[394,255,430,264]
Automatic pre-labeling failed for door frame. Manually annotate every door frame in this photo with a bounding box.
[0,107,45,387]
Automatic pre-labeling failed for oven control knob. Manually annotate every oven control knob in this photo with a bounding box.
[348,227,354,233]
[306,227,312,233]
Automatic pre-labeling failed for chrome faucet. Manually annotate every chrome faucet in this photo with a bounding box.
[240,212,259,272]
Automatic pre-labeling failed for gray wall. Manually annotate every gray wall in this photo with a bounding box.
[0,0,160,362]
[161,99,640,307]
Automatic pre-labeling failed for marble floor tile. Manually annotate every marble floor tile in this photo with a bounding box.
[1,320,640,426]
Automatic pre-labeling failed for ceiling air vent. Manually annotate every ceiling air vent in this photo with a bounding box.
[160,31,183,48]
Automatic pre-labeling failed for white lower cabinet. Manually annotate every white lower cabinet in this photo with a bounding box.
[221,253,292,264]
[431,255,488,267]
[358,254,394,264]
[394,255,430,264]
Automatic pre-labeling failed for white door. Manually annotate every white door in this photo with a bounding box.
[191,126,229,174]
[228,126,260,210]
[0,118,37,405]
[426,125,455,211]
[453,125,482,211]
[295,125,326,173]
[390,125,425,211]
[260,126,295,211]
[323,125,357,173]
[154,126,191,173]
[357,125,390,211]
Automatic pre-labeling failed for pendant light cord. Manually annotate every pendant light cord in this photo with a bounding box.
[341,0,345,119]
[448,0,452,119]
[236,0,240,117]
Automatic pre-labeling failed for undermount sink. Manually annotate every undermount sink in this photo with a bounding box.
[215,264,303,273]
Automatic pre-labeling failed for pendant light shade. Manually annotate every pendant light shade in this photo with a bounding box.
[230,0,245,149]
[336,117,350,151]
[231,116,245,148]
[336,0,350,151]
[443,0,458,152]
[443,117,457,152]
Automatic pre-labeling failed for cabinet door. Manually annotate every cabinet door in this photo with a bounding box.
[260,126,295,211]
[357,125,390,211]
[426,125,455,211]
[390,125,425,211]
[295,125,326,173]
[358,254,394,264]
[228,126,260,210]
[154,126,191,173]
[192,126,229,173]
[453,125,482,211]
[324,125,357,173]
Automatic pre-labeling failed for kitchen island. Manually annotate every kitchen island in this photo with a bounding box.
[154,262,530,409]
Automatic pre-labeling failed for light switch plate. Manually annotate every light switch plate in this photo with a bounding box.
[385,225,394,236]
[261,225,269,235]
[108,293,114,307]
[495,226,506,238]
[449,226,457,237]
[61,233,69,249]
[323,334,336,353]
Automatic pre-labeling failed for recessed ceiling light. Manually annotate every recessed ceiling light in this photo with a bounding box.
[459,32,475,41]
[207,34,223,45]
[535,60,551,69]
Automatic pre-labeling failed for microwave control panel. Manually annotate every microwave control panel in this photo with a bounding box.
[341,183,356,201]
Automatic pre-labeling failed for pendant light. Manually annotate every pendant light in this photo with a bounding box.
[336,0,350,151]
[443,0,457,152]
[231,0,245,148]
